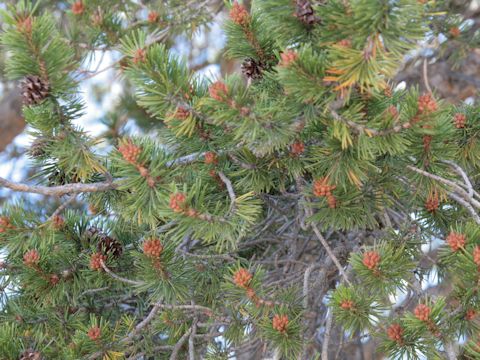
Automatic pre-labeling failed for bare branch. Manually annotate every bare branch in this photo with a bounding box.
[448,192,480,225]
[122,304,162,343]
[100,260,145,286]
[217,171,237,214]
[47,195,77,222]
[311,222,351,285]
[422,58,432,94]
[441,160,474,198]
[188,318,198,360]
[322,310,333,360]
[0,176,116,196]
[170,326,193,360]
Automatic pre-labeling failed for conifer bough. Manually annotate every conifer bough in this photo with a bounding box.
[1,1,480,359]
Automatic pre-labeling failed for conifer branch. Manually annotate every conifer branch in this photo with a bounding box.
[322,310,333,360]
[188,318,198,360]
[217,171,237,214]
[122,303,161,343]
[47,195,77,221]
[422,58,433,94]
[0,176,117,196]
[441,160,475,198]
[169,326,194,360]
[100,260,145,286]
[311,222,351,285]
[329,108,412,137]
[447,192,480,224]
[407,165,480,209]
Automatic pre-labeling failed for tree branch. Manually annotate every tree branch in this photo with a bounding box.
[0,177,117,196]
[100,260,145,286]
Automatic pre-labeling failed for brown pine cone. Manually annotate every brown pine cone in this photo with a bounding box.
[20,75,49,105]
[293,0,320,26]
[241,58,265,80]
[97,234,123,258]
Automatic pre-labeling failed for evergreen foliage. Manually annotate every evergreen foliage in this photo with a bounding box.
[0,0,480,359]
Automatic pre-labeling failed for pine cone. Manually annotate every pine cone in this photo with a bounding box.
[87,227,122,258]
[362,251,381,270]
[446,232,466,252]
[241,58,265,80]
[28,137,49,158]
[97,234,123,258]
[143,238,163,258]
[387,323,404,343]
[20,75,49,105]
[454,113,466,129]
[474,246,480,266]
[19,350,42,360]
[272,314,289,333]
[414,303,431,321]
[233,268,252,288]
[293,0,319,26]
[340,299,354,310]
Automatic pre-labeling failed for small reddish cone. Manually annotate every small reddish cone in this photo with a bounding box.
[340,299,354,310]
[272,314,289,333]
[326,195,337,209]
[449,27,461,37]
[0,216,14,233]
[290,141,305,156]
[454,113,466,129]
[52,215,65,229]
[233,268,253,288]
[147,11,160,23]
[89,253,106,271]
[133,48,147,64]
[23,250,40,267]
[143,238,163,258]
[446,232,466,252]
[204,151,218,165]
[169,193,187,213]
[279,50,298,67]
[17,16,33,34]
[414,303,431,321]
[118,140,141,164]
[87,326,101,341]
[49,274,60,285]
[337,39,352,47]
[417,93,437,114]
[229,1,250,26]
[425,193,439,212]
[474,246,480,266]
[423,135,432,152]
[313,178,336,197]
[466,309,477,321]
[209,81,228,101]
[173,106,190,120]
[387,323,404,343]
[387,105,399,118]
[72,1,85,15]
[363,251,381,270]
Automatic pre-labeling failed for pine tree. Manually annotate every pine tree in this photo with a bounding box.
[0,0,480,359]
